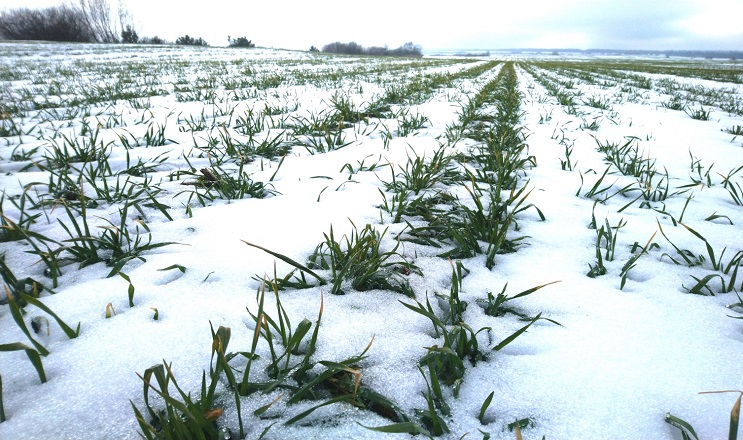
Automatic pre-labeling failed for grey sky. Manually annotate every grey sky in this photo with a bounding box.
[5,0,742,51]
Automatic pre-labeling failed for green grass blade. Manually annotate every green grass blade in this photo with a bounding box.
[665,412,700,440]
[0,374,4,423]
[284,395,350,425]
[5,289,49,356]
[20,293,80,338]
[242,240,326,285]
[493,313,541,352]
[479,391,494,423]
[0,343,46,383]
[358,421,431,435]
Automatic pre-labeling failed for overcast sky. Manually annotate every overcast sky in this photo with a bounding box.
[5,0,742,51]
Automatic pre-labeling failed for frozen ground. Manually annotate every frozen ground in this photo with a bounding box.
[0,43,742,439]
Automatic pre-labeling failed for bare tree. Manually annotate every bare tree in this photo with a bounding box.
[0,5,95,42]
[77,0,118,43]
[117,0,136,41]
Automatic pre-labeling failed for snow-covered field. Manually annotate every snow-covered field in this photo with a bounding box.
[0,42,742,439]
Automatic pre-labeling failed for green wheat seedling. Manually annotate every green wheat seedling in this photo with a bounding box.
[684,105,712,121]
[0,189,41,243]
[241,282,407,426]
[142,122,174,147]
[402,294,546,396]
[290,113,351,154]
[179,166,277,204]
[477,280,561,319]
[3,215,62,286]
[577,166,635,202]
[723,181,743,206]
[587,231,608,278]
[620,232,658,290]
[396,111,430,137]
[726,125,743,136]
[560,142,577,171]
[132,360,228,439]
[455,183,540,269]
[9,145,41,171]
[251,131,292,159]
[178,109,214,133]
[0,254,51,304]
[0,341,45,424]
[681,224,743,295]
[661,95,686,111]
[666,390,741,440]
[656,221,743,294]
[306,222,419,296]
[0,117,25,138]
[434,261,471,325]
[469,125,535,191]
[211,126,290,162]
[415,365,450,435]
[262,101,298,116]
[175,86,217,103]
[245,280,322,390]
[233,108,266,137]
[327,92,362,126]
[719,165,743,186]
[377,188,410,224]
[41,128,113,171]
[252,73,284,90]
[361,363,454,437]
[401,295,488,394]
[57,197,179,277]
[687,151,715,188]
[121,150,169,178]
[283,340,408,427]
[286,111,332,136]
[384,146,458,195]
[580,116,601,131]
[596,137,656,179]
[582,94,612,110]
[1,286,79,422]
[359,98,393,120]
[538,109,553,124]
[340,154,389,178]
[716,164,743,206]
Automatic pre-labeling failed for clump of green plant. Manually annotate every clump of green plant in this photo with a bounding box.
[305,222,419,296]
[719,165,743,206]
[383,145,459,195]
[179,166,277,206]
[619,232,658,290]
[0,189,41,243]
[396,110,430,137]
[401,266,548,397]
[54,197,180,277]
[244,222,419,296]
[477,280,560,319]
[684,106,711,121]
[582,94,612,110]
[1,282,79,423]
[656,221,743,295]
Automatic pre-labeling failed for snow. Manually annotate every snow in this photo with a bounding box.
[1,42,742,439]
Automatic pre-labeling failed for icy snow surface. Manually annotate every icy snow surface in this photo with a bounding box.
[0,43,742,439]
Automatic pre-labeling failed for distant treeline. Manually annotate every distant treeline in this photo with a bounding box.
[0,1,132,43]
[322,41,422,57]
[503,48,743,60]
